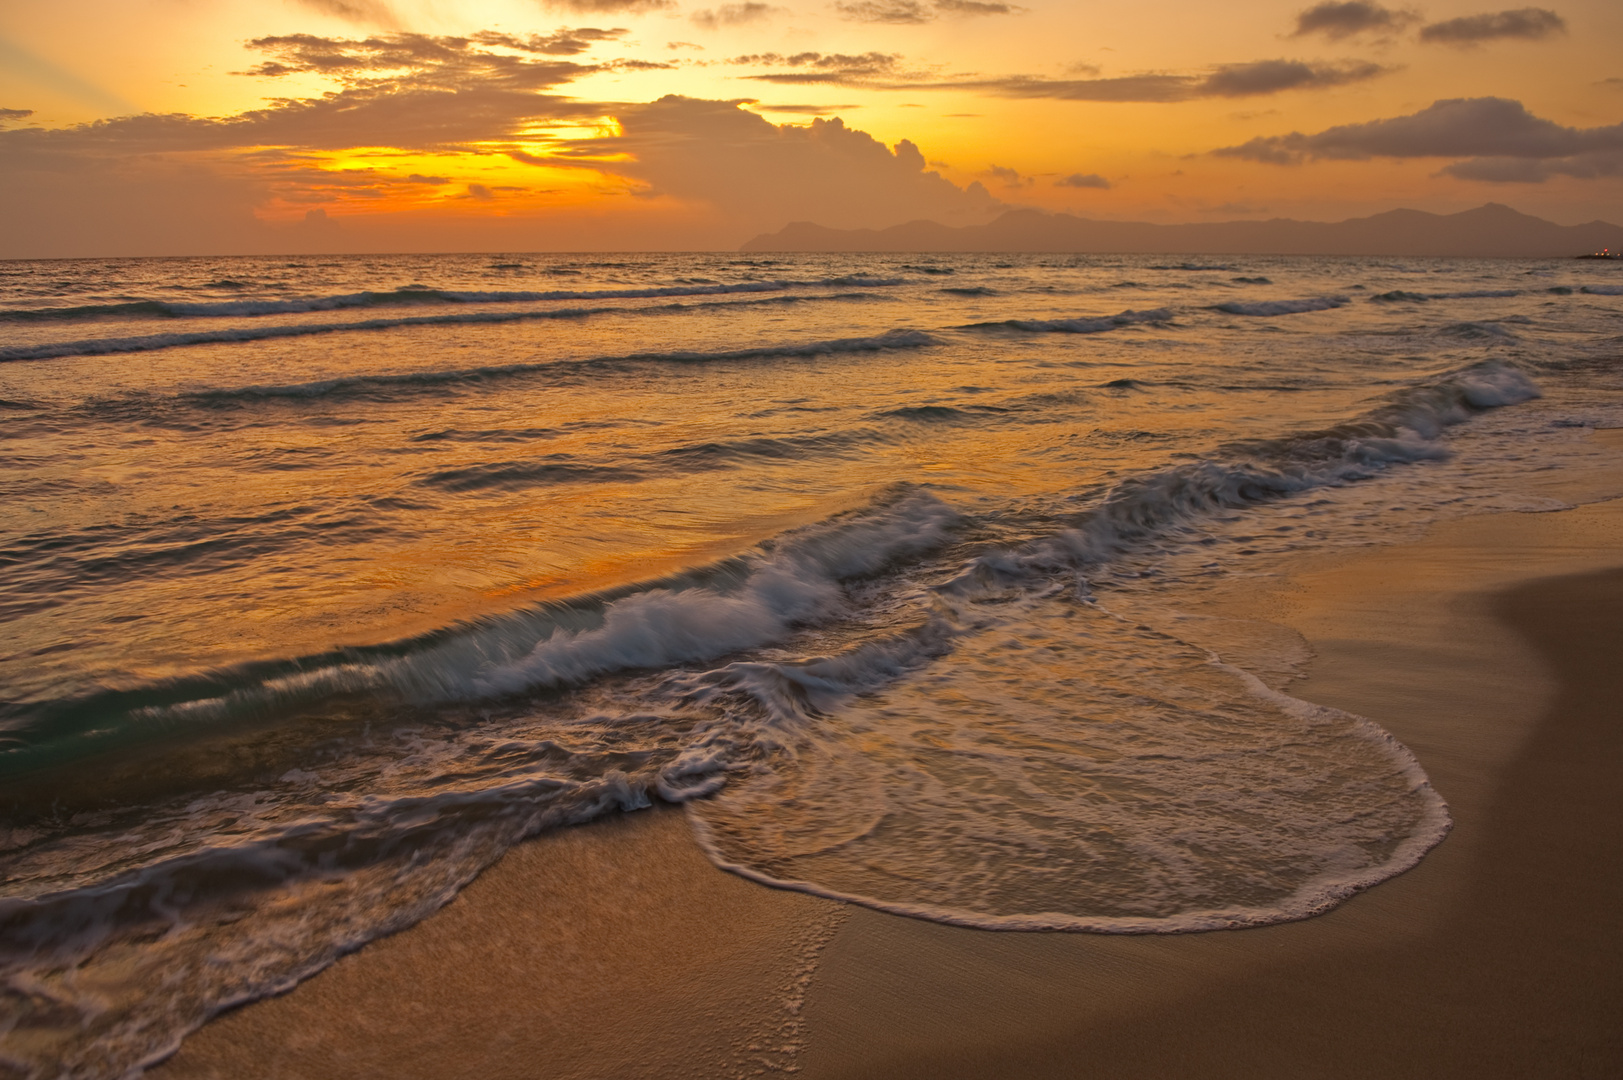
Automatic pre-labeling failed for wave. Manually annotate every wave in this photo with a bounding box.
[1213,296,1348,317]
[0,306,598,362]
[1370,289,1521,303]
[1582,284,1623,296]
[419,459,644,493]
[876,404,985,422]
[145,329,937,409]
[0,489,963,777]
[1435,321,1519,342]
[949,359,1540,587]
[0,349,1547,1076]
[2,290,928,362]
[0,277,907,325]
[960,307,1173,334]
[418,431,882,494]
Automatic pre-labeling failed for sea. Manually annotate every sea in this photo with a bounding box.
[2,251,1621,1078]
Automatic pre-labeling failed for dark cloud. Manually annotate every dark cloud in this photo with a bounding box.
[735,51,904,84]
[835,0,1020,22]
[504,28,630,56]
[1199,59,1385,96]
[405,173,450,183]
[934,0,1022,13]
[241,29,625,78]
[466,183,494,199]
[0,107,34,123]
[746,103,865,114]
[836,0,933,22]
[931,60,1387,101]
[1213,96,1623,182]
[291,0,400,26]
[691,3,783,29]
[1419,8,1566,45]
[1290,2,1420,40]
[537,0,674,12]
[1057,172,1110,188]
[734,53,1385,98]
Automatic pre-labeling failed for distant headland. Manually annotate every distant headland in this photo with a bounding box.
[742,203,1623,259]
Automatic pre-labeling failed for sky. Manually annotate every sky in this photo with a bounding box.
[1,0,1619,254]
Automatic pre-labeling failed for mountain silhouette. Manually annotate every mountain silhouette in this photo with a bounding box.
[742,204,1623,257]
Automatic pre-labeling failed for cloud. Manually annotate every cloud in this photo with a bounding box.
[934,0,1022,13]
[1419,8,1567,45]
[691,3,784,29]
[1290,2,1420,40]
[836,0,933,22]
[1199,58,1385,96]
[551,95,1003,230]
[242,29,627,76]
[733,52,1387,98]
[291,0,400,26]
[1,34,606,159]
[735,51,904,84]
[1212,96,1623,181]
[982,164,1029,186]
[537,0,674,12]
[0,107,34,123]
[466,182,494,199]
[1057,172,1110,188]
[834,0,1020,22]
[934,59,1388,101]
[747,102,864,114]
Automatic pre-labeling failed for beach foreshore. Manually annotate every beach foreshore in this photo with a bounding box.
[157,488,1623,1080]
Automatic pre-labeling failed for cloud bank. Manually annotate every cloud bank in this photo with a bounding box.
[0,30,1006,254]
[552,95,1002,228]
[834,0,1021,22]
[941,59,1389,101]
[1291,2,1421,41]
[1214,96,1623,181]
[1419,8,1567,46]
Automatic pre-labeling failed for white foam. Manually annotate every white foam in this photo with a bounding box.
[687,595,1451,932]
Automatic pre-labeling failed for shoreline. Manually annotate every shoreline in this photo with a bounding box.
[158,495,1623,1080]
[797,496,1623,1079]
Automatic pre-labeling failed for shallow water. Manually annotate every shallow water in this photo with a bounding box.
[2,251,1622,1078]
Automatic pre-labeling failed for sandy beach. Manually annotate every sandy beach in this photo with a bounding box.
[158,474,1623,1079]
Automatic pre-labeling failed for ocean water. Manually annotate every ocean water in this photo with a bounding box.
[2,252,1621,1077]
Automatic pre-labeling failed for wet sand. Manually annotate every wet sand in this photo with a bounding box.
[159,494,1623,1080]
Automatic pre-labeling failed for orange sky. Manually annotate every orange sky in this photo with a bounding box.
[1,0,1619,254]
